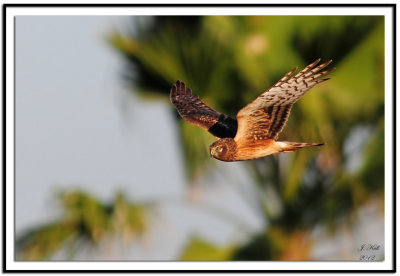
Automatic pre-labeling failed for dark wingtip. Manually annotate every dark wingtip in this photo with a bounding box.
[322,59,333,67]
[171,80,181,92]
[316,77,331,84]
[175,80,183,90]
[172,80,192,97]
[309,58,321,68]
[289,66,298,75]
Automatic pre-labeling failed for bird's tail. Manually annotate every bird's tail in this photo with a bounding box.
[276,141,324,153]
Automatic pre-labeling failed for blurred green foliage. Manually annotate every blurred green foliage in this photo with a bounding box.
[180,236,236,261]
[16,191,150,260]
[110,15,384,260]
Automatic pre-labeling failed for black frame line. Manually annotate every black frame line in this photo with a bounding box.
[3,3,396,273]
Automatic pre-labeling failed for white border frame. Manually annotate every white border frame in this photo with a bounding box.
[4,4,395,272]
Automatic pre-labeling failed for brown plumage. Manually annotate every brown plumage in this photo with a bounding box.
[170,59,334,162]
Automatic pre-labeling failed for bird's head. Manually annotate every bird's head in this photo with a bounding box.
[209,138,236,161]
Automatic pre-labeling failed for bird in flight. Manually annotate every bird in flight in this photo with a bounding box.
[170,59,334,162]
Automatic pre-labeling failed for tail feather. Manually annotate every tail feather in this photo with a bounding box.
[277,141,324,153]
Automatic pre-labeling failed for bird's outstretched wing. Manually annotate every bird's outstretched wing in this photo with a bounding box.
[235,59,334,142]
[170,80,238,138]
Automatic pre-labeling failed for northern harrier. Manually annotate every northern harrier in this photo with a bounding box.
[170,59,334,162]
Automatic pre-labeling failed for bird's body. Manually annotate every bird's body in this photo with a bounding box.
[210,138,276,162]
[170,59,334,162]
[209,138,322,162]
